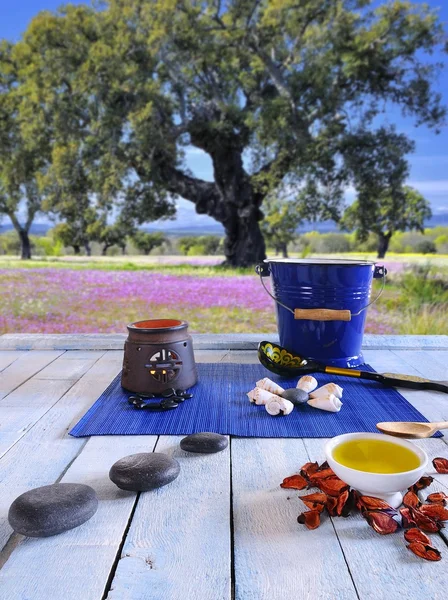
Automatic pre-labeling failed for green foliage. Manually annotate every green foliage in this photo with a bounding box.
[132,231,166,255]
[0,231,22,255]
[179,236,223,256]
[33,235,63,257]
[300,231,352,254]
[342,181,432,257]
[6,0,445,265]
[0,41,50,258]
[261,196,301,257]
[414,239,437,254]
[399,264,448,308]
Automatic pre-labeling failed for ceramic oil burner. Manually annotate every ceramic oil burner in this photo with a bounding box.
[121,319,198,395]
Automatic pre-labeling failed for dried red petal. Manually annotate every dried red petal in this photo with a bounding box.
[409,507,443,533]
[419,504,448,521]
[300,462,320,478]
[402,491,421,509]
[336,490,350,517]
[406,542,442,562]
[340,489,357,518]
[409,476,434,493]
[281,474,308,490]
[297,510,321,530]
[317,477,349,497]
[326,495,338,516]
[364,511,399,535]
[433,457,448,474]
[308,468,336,483]
[302,499,326,513]
[426,492,448,505]
[404,528,431,545]
[399,507,417,529]
[357,495,395,512]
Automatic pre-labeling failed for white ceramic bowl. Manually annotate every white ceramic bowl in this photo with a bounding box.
[325,432,428,508]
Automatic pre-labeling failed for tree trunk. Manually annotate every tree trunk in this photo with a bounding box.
[84,241,92,256]
[102,244,110,256]
[121,245,126,255]
[377,232,392,259]
[73,244,81,255]
[19,229,32,260]
[210,146,265,267]
[281,242,288,258]
[158,118,267,267]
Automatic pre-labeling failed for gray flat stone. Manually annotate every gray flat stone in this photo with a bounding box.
[109,452,180,491]
[8,483,98,538]
[280,388,309,405]
[180,432,228,454]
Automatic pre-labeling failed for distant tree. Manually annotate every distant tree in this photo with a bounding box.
[343,185,431,258]
[52,220,93,255]
[14,1,446,266]
[179,235,222,255]
[0,41,49,259]
[341,128,431,258]
[178,237,198,256]
[0,230,22,255]
[88,214,136,256]
[132,231,166,256]
[261,197,301,258]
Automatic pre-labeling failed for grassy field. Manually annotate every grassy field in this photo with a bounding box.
[0,254,447,335]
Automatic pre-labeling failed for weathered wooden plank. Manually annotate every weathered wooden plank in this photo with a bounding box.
[390,349,448,381]
[1,333,447,351]
[0,350,64,400]
[364,349,448,441]
[231,437,358,600]
[0,378,79,460]
[0,435,157,600]
[303,437,448,600]
[0,352,120,552]
[0,351,26,373]
[107,435,231,600]
[33,350,105,381]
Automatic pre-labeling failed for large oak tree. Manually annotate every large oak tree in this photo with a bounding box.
[10,0,447,265]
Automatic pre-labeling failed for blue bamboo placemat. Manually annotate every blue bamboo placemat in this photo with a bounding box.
[70,363,441,438]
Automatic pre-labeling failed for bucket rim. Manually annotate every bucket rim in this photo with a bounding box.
[263,258,377,266]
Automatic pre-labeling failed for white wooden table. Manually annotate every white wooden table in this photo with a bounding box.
[0,334,447,600]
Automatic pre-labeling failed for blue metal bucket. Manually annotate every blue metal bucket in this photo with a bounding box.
[256,259,386,368]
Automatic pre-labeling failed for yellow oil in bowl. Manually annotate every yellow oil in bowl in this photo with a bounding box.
[332,439,421,474]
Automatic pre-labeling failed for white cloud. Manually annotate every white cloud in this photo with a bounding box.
[408,180,448,194]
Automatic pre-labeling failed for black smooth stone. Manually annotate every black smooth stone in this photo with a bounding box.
[180,432,228,454]
[172,396,185,403]
[161,389,175,398]
[182,393,193,399]
[109,452,180,492]
[280,388,309,406]
[8,483,98,538]
[137,393,155,399]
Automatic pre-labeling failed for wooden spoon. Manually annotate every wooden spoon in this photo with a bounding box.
[376,421,448,438]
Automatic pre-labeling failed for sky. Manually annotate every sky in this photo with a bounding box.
[1,0,447,230]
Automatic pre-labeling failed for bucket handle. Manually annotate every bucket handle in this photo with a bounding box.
[255,263,387,322]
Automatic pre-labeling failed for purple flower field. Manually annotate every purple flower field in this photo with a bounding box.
[0,267,396,335]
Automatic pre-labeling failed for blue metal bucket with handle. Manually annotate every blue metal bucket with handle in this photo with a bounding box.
[256,259,386,368]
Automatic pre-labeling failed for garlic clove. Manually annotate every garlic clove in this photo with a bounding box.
[297,375,318,393]
[307,396,342,413]
[309,383,343,400]
[255,377,285,395]
[247,388,283,406]
[265,397,294,416]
